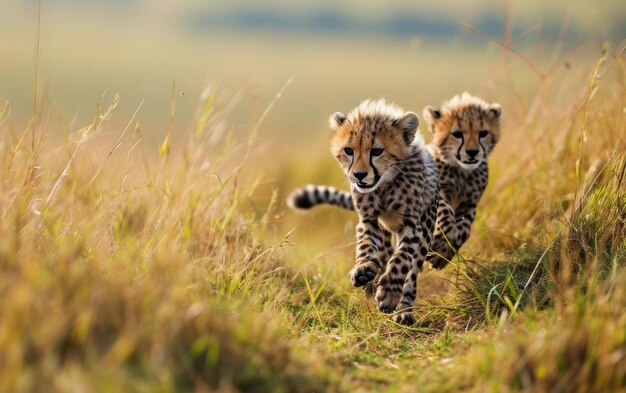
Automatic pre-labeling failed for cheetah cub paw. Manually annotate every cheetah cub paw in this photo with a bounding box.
[393,312,416,326]
[349,257,380,287]
[374,273,401,313]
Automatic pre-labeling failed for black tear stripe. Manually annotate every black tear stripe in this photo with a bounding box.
[478,138,487,157]
[369,149,381,183]
[456,134,465,159]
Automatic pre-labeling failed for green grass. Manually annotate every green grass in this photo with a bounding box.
[0,30,625,393]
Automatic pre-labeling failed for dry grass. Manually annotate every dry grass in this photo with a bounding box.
[0,92,333,391]
[0,27,625,393]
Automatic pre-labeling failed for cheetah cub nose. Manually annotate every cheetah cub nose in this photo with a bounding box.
[353,172,367,181]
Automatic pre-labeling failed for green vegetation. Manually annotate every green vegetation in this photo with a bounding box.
[0,5,625,390]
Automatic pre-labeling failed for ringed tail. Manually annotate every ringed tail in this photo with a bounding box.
[286,185,354,211]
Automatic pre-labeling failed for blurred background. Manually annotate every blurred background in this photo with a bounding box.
[1,3,625,391]
[0,0,623,145]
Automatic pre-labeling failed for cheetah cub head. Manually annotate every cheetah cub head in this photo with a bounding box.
[424,92,502,170]
[329,99,420,194]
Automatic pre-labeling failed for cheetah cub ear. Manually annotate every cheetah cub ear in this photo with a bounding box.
[329,112,347,130]
[393,112,419,145]
[422,106,441,130]
[488,104,502,119]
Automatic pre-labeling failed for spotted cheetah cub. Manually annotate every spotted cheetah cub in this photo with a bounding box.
[422,93,501,268]
[327,99,439,325]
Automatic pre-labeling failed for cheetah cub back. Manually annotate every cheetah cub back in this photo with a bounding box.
[329,99,439,325]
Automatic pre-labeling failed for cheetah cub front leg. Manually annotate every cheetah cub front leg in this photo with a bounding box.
[375,219,431,325]
[362,229,394,298]
[349,219,384,288]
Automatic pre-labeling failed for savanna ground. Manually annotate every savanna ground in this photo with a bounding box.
[1,2,626,392]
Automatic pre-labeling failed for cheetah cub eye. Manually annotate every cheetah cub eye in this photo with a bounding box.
[371,148,384,156]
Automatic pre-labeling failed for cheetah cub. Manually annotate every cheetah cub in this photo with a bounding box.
[327,99,439,325]
[422,93,501,268]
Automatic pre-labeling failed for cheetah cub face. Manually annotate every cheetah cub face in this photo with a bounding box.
[329,99,420,193]
[424,92,502,170]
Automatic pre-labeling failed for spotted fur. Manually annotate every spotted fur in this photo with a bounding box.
[317,99,439,325]
[288,93,502,271]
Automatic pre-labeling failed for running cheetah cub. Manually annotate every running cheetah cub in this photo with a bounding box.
[328,99,439,325]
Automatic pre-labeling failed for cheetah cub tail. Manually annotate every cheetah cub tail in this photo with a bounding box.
[286,184,354,211]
